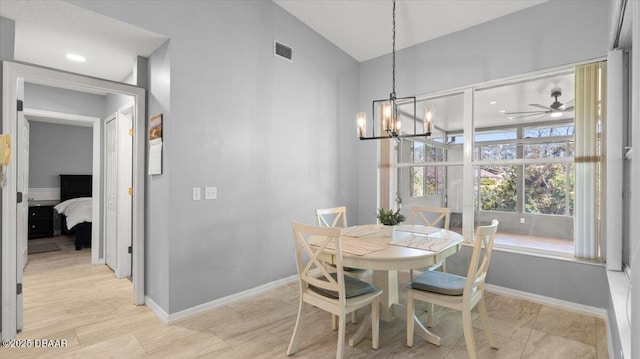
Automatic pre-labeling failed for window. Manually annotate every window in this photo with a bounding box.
[410,142,445,197]
[390,64,605,257]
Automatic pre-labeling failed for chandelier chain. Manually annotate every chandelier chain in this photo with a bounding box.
[392,0,396,96]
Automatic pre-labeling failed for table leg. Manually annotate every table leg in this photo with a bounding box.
[369,269,441,346]
[372,270,398,322]
[348,312,371,347]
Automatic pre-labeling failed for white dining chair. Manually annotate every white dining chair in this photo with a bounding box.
[287,221,381,359]
[406,219,499,359]
[316,206,372,325]
[409,206,452,326]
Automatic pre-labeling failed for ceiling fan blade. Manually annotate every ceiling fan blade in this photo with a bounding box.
[508,112,550,120]
[561,105,574,112]
[503,110,546,115]
[529,104,552,110]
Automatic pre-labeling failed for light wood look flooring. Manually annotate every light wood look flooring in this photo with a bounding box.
[2,235,607,358]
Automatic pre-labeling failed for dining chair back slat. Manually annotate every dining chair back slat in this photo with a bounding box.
[293,223,344,299]
[316,206,348,228]
[411,206,451,229]
[464,219,498,300]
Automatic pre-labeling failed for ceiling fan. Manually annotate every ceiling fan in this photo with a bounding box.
[504,90,574,120]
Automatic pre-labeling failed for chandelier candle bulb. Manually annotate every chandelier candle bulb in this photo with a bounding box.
[394,117,401,133]
[357,112,366,137]
[424,109,433,133]
[382,103,392,131]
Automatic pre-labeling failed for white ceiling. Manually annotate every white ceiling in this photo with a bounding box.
[274,0,548,62]
[398,70,575,133]
[0,0,168,82]
[1,0,567,130]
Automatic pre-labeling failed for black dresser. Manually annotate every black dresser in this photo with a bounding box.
[28,200,56,239]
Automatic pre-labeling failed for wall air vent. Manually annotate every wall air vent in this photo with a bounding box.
[274,41,293,61]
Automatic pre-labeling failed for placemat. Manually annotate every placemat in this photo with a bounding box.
[342,225,382,238]
[310,236,388,256]
[390,234,457,252]
[394,225,441,236]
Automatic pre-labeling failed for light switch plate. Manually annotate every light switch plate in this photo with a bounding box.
[205,186,217,200]
[192,187,201,201]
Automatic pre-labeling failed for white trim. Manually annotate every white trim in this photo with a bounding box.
[144,296,169,324]
[631,1,640,358]
[606,270,631,359]
[91,117,100,265]
[606,49,625,271]
[2,62,20,340]
[23,108,95,127]
[1,62,146,340]
[28,188,59,201]
[166,274,299,323]
[485,283,607,318]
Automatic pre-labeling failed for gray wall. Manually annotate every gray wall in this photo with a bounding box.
[105,92,133,116]
[146,40,171,311]
[28,122,93,188]
[358,0,611,306]
[24,83,103,187]
[0,17,15,62]
[24,83,105,118]
[447,246,608,307]
[71,0,360,314]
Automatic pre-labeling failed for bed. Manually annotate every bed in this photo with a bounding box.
[55,175,92,250]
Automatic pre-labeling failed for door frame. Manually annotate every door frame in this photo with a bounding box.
[23,108,102,265]
[2,62,146,339]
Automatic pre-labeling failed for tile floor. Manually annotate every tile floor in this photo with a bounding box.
[1,236,608,358]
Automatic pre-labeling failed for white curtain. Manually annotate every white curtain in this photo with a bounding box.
[574,62,607,260]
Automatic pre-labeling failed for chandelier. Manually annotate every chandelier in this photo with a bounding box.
[357,0,432,140]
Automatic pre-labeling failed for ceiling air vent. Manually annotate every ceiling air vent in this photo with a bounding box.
[274,41,293,61]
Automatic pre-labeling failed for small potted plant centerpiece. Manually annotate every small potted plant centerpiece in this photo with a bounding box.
[377,208,406,236]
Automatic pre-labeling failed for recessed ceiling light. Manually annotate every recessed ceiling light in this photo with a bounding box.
[508,117,514,120]
[489,101,497,105]
[550,112,563,118]
[66,53,86,62]
[499,110,506,113]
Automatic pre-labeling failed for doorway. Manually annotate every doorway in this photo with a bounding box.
[1,62,146,340]
[22,108,102,263]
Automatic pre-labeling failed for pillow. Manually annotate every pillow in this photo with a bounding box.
[408,270,466,296]
[54,197,92,214]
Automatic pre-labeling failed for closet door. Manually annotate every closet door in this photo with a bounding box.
[105,117,118,271]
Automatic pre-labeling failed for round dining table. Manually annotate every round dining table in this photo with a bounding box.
[318,224,464,347]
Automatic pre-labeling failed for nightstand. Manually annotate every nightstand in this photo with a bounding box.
[28,200,56,239]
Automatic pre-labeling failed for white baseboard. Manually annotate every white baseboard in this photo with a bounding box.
[144,295,169,324]
[163,274,299,323]
[28,188,59,201]
[485,284,607,318]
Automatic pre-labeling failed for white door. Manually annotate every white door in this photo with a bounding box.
[16,79,28,332]
[117,105,133,278]
[105,117,118,271]
[104,104,133,278]
[18,118,29,269]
